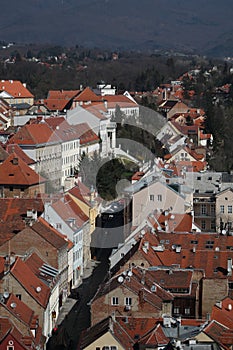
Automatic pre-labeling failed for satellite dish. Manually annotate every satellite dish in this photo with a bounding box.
[10,302,17,308]
[222,230,226,235]
[36,286,42,293]
[117,276,124,283]
[3,291,9,299]
[127,270,133,277]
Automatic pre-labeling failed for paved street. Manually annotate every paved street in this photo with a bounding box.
[46,248,112,350]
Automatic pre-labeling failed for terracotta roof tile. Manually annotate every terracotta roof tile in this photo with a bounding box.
[51,194,89,229]
[4,293,36,327]
[10,257,50,308]
[0,80,34,98]
[9,123,60,145]
[32,217,68,250]
[74,87,102,102]
[6,143,35,165]
[0,153,44,185]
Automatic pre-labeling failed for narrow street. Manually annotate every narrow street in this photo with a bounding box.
[46,248,112,350]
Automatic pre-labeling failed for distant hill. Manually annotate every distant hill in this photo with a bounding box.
[1,0,233,56]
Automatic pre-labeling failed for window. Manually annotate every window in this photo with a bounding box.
[125,297,132,306]
[16,294,21,300]
[228,222,232,230]
[220,205,224,214]
[111,297,119,305]
[7,347,14,350]
[157,194,162,202]
[149,194,154,201]
[185,308,190,315]
[174,307,179,314]
[211,220,216,230]
[228,205,232,214]
[201,220,206,230]
[191,240,198,244]
[197,176,201,180]
[201,204,206,215]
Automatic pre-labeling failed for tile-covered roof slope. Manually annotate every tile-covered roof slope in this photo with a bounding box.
[45,117,99,144]
[6,143,35,165]
[78,316,134,350]
[73,87,102,103]
[25,251,59,286]
[92,266,173,306]
[137,231,233,281]
[3,293,38,328]
[0,80,34,98]
[0,153,45,185]
[0,197,44,237]
[44,89,80,111]
[10,257,50,308]
[51,194,89,229]
[204,320,233,350]
[32,217,69,250]
[9,123,60,145]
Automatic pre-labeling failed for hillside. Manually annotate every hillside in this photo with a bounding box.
[1,0,233,56]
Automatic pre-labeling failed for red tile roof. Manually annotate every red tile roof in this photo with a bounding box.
[25,251,59,286]
[74,87,102,103]
[4,293,37,327]
[32,217,69,250]
[9,123,60,145]
[47,90,80,99]
[51,194,89,228]
[204,320,233,350]
[10,257,50,308]
[137,231,233,281]
[211,297,233,329]
[0,197,44,237]
[0,153,45,185]
[6,144,35,165]
[147,211,193,233]
[73,123,99,145]
[0,80,34,98]
[132,171,145,181]
[139,323,170,347]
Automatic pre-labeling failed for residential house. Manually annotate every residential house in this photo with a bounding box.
[30,218,71,304]
[68,180,100,235]
[44,89,80,113]
[67,104,116,157]
[24,252,60,332]
[110,226,233,319]
[9,122,62,189]
[42,194,90,287]
[0,256,52,338]
[0,216,70,309]
[0,317,45,350]
[79,315,218,350]
[0,80,34,113]
[44,116,82,186]
[0,197,44,237]
[0,290,46,347]
[0,153,46,198]
[215,188,233,234]
[124,178,189,229]
[78,316,134,350]
[158,100,189,119]
[6,143,36,170]
[102,92,139,120]
[0,98,13,129]
[91,267,173,325]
